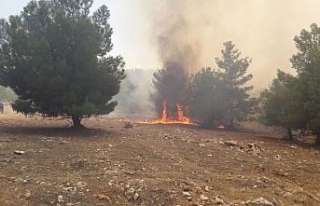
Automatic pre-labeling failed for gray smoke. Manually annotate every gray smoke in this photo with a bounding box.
[112,0,320,117]
[113,68,156,118]
[141,0,320,89]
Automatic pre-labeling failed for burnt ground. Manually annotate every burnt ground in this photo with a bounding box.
[0,107,320,206]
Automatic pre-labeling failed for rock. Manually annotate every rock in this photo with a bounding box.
[195,186,202,194]
[63,187,76,192]
[204,186,209,192]
[199,143,206,147]
[200,194,209,201]
[207,154,212,157]
[249,197,274,206]
[246,143,263,155]
[182,191,191,196]
[212,196,225,205]
[24,189,31,199]
[98,194,111,202]
[126,187,135,194]
[224,140,238,147]
[14,150,25,155]
[133,192,140,200]
[58,195,64,203]
[76,181,87,189]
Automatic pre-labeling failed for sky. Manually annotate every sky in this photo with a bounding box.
[0,0,156,69]
[1,0,320,90]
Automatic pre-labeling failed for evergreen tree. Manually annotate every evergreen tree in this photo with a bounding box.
[189,67,228,127]
[215,41,254,128]
[150,62,190,119]
[291,23,320,142]
[0,0,125,127]
[259,70,306,140]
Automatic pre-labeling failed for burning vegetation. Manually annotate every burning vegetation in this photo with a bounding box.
[148,62,192,124]
[141,41,255,128]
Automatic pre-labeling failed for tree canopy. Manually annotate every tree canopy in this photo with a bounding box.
[215,41,254,128]
[189,67,228,127]
[0,0,125,127]
[259,23,320,143]
[150,62,190,119]
[259,70,306,140]
[189,42,255,128]
[291,23,320,141]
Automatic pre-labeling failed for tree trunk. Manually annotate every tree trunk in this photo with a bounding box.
[72,115,83,128]
[287,128,293,141]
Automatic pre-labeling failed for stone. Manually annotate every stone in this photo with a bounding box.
[200,194,209,201]
[24,189,31,199]
[213,196,225,205]
[133,192,140,200]
[76,181,87,189]
[126,187,135,195]
[14,150,25,155]
[182,191,191,196]
[224,140,238,147]
[250,197,274,206]
[58,195,64,203]
[98,194,111,202]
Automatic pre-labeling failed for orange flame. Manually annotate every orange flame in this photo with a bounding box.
[138,100,192,125]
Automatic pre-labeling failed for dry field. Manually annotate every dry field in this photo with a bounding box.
[0,106,320,206]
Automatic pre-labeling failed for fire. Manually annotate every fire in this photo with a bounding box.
[138,100,193,125]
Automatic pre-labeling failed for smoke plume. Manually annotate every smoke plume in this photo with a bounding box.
[141,0,320,89]
[113,0,320,118]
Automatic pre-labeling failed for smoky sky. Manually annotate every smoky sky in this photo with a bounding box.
[140,0,320,90]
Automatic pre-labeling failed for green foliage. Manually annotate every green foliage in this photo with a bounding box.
[189,68,228,127]
[0,0,125,127]
[189,42,255,128]
[259,70,306,137]
[215,41,255,128]
[260,23,320,143]
[291,23,320,138]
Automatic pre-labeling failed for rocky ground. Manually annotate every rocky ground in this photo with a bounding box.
[0,107,320,206]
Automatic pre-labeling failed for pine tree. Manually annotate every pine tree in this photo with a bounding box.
[189,67,228,127]
[0,0,125,127]
[291,23,320,142]
[215,41,254,128]
[259,70,306,140]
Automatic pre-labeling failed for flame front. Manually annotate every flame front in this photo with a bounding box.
[139,100,192,125]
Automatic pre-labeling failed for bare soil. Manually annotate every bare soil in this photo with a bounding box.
[1,106,320,206]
